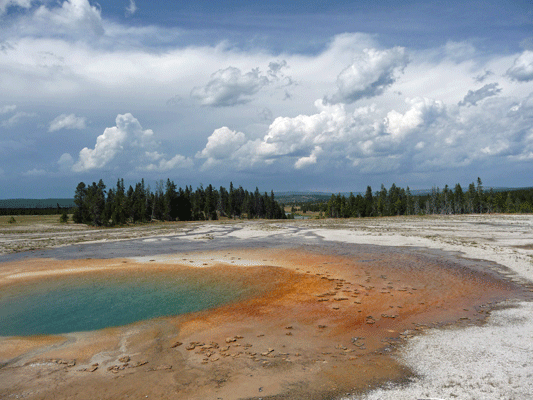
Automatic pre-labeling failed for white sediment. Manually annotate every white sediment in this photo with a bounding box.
[130,254,265,267]
[348,301,533,400]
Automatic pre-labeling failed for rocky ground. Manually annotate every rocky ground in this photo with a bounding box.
[1,214,533,399]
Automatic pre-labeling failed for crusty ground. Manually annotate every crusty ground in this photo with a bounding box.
[1,246,526,400]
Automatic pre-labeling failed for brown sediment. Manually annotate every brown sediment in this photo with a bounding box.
[0,247,529,400]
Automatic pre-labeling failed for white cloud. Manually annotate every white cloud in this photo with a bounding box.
[1,111,37,127]
[71,113,191,173]
[143,154,193,172]
[0,0,33,15]
[294,146,322,169]
[72,113,152,172]
[191,66,270,107]
[190,62,292,107]
[458,83,502,106]
[126,0,136,16]
[444,41,477,62]
[385,97,446,138]
[18,0,105,39]
[196,126,247,168]
[0,104,17,114]
[506,50,533,82]
[49,113,87,132]
[197,90,533,177]
[22,168,46,177]
[326,47,408,104]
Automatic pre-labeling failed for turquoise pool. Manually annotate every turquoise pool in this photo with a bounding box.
[0,268,259,336]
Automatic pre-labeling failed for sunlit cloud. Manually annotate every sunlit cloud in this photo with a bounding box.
[69,113,191,173]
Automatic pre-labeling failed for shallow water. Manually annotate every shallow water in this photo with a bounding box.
[0,269,260,336]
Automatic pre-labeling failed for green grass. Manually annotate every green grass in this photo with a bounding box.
[0,214,67,227]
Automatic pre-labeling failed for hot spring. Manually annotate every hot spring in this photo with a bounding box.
[0,267,264,337]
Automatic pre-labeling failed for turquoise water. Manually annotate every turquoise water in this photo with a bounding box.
[0,269,259,336]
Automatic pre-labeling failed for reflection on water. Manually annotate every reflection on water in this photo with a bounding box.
[0,269,260,336]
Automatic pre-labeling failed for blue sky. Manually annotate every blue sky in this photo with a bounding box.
[0,0,532,198]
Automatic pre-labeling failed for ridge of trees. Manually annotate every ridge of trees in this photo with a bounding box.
[298,178,533,218]
[72,179,286,226]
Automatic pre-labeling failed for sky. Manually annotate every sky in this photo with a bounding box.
[0,0,532,198]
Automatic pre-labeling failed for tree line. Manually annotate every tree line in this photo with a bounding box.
[72,179,286,226]
[298,178,533,218]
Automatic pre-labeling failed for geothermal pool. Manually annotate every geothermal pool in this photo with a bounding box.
[0,268,264,337]
[1,241,531,400]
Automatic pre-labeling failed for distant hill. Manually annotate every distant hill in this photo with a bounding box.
[275,192,334,203]
[0,198,75,209]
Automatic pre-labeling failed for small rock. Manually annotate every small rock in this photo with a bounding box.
[130,361,148,368]
[118,355,130,363]
[170,341,183,348]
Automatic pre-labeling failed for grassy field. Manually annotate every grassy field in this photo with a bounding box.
[0,214,67,227]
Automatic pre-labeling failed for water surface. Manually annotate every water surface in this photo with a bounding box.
[0,268,261,336]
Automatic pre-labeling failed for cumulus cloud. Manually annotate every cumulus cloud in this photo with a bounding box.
[197,90,533,176]
[458,83,502,106]
[294,146,322,169]
[49,113,87,132]
[326,47,408,104]
[0,0,33,15]
[71,113,191,172]
[506,50,533,82]
[196,126,247,169]
[1,111,36,127]
[385,97,445,138]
